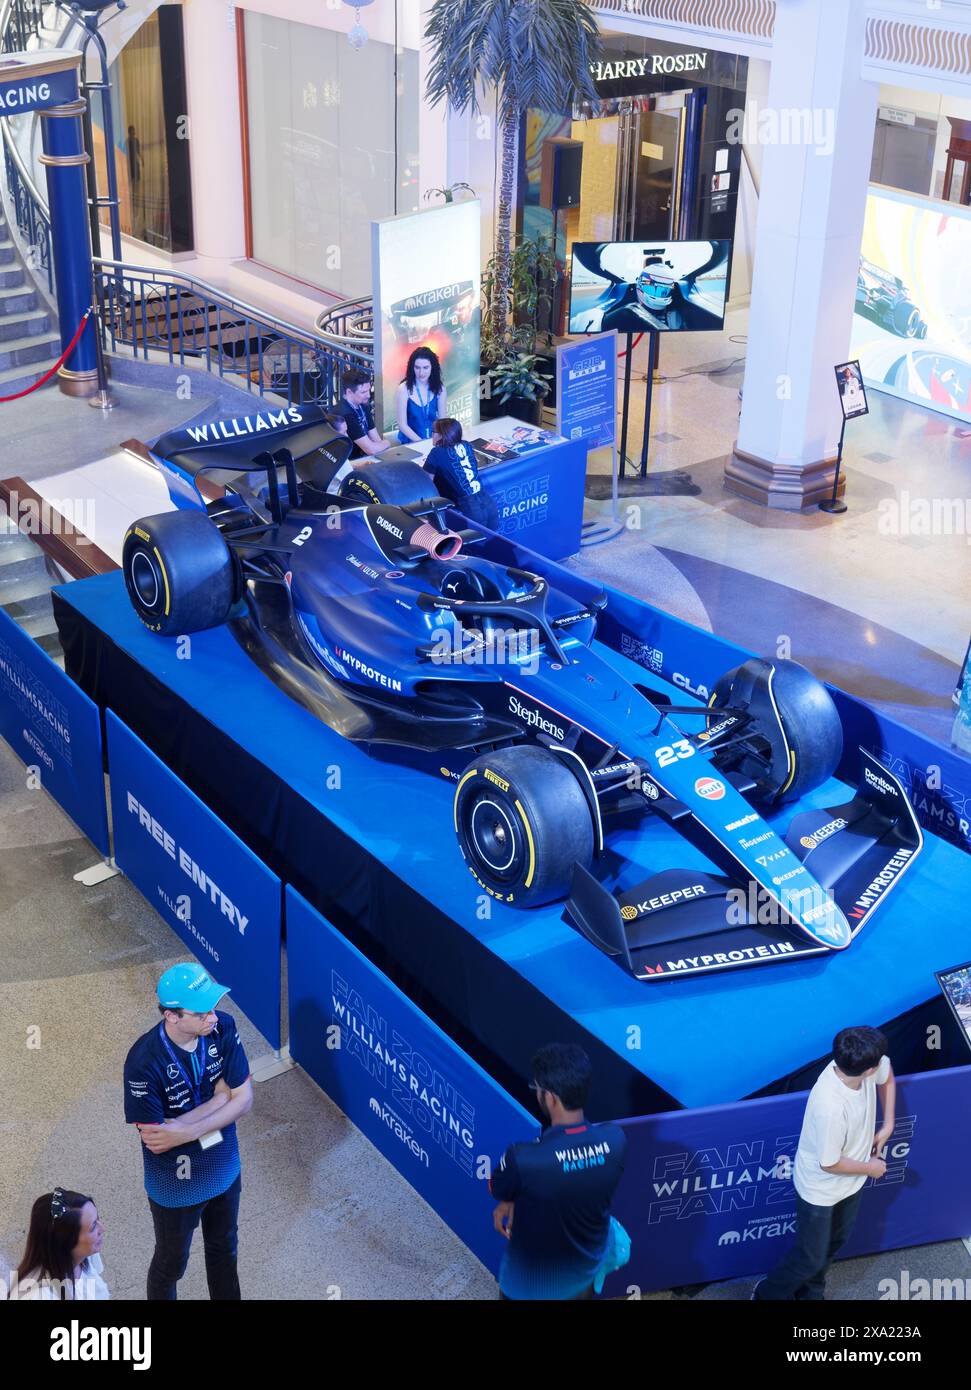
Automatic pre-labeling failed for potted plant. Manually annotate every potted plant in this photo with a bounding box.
[486,351,552,425]
[425,0,600,348]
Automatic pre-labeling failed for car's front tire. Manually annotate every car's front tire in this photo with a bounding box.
[122,511,235,636]
[710,658,843,804]
[340,459,438,508]
[454,746,594,908]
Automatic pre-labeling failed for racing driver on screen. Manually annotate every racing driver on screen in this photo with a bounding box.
[571,241,729,334]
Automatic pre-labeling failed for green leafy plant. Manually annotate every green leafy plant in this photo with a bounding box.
[425,0,600,344]
[488,351,552,405]
[481,233,557,366]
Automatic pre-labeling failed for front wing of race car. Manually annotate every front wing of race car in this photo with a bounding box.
[564,749,922,980]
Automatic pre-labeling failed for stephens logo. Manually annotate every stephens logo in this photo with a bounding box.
[507,694,565,741]
[695,777,725,801]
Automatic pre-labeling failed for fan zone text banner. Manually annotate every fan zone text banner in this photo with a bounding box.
[371,200,481,435]
[0,607,109,854]
[107,711,282,1048]
[609,1066,971,1294]
[286,887,538,1276]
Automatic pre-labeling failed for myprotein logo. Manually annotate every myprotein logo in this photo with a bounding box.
[847,850,914,921]
[507,694,565,741]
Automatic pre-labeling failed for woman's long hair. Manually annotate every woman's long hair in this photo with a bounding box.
[17,1190,91,1295]
[402,347,442,396]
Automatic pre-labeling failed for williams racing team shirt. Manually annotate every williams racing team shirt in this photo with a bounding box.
[491,1120,627,1300]
[123,1012,250,1208]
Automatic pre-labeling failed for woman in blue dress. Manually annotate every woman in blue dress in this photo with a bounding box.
[396,347,446,444]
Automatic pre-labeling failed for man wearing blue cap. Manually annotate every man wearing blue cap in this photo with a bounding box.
[124,963,253,1300]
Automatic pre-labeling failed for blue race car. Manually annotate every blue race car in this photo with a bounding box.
[120,407,922,979]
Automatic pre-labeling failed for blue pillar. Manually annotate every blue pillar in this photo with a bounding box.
[38,65,99,396]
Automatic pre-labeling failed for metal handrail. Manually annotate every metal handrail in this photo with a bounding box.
[316,294,375,358]
[95,259,373,410]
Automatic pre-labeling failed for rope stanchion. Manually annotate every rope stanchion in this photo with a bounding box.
[0,308,93,403]
[618,333,643,359]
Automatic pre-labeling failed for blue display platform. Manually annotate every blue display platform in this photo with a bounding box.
[53,570,971,1117]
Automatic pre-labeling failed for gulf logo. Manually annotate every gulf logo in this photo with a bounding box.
[695,776,726,801]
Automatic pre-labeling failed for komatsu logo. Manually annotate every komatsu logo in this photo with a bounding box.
[507,695,565,741]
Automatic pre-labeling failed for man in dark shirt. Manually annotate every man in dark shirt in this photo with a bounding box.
[491,1043,627,1300]
[124,962,253,1300]
[334,367,391,459]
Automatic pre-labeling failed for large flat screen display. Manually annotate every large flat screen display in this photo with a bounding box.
[936,960,971,1058]
[568,239,731,335]
[851,185,971,423]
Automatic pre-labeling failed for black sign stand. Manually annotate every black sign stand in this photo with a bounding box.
[819,415,848,514]
[638,329,658,478]
[619,332,634,479]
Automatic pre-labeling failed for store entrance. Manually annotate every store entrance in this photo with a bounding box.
[613,102,682,240]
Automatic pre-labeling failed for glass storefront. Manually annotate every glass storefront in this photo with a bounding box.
[521,33,748,329]
[242,9,419,298]
[95,5,193,254]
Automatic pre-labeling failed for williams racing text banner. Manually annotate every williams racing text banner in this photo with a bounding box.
[610,1064,971,1294]
[107,711,282,1047]
[286,887,539,1276]
[0,607,108,854]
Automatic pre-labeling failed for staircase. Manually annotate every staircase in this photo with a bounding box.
[0,511,64,665]
[0,209,59,397]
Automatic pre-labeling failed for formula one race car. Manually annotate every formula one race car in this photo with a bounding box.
[121,406,922,979]
[856,257,928,340]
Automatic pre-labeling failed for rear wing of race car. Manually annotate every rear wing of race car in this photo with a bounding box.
[564,748,922,981]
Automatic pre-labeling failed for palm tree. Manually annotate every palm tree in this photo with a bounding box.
[425,0,601,346]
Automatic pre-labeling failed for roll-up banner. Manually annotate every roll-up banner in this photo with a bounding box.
[0,607,109,855]
[371,200,481,436]
[287,887,539,1275]
[107,711,283,1048]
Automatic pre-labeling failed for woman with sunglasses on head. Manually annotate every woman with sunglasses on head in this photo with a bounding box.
[5,1188,109,1300]
[396,346,446,444]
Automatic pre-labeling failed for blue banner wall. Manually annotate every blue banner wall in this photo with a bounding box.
[286,887,539,1276]
[0,607,108,854]
[107,711,282,1047]
[609,1064,971,1295]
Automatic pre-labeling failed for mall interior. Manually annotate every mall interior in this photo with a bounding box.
[1,0,971,1312]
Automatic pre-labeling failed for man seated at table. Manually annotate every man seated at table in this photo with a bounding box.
[334,368,391,459]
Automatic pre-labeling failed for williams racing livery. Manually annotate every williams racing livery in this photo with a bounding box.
[120,406,923,981]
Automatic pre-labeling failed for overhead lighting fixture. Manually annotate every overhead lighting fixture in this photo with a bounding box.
[343,0,375,51]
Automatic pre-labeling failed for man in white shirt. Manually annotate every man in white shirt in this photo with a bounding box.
[753,1026,895,1301]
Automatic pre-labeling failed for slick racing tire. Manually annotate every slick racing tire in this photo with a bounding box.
[710,658,843,805]
[122,511,235,636]
[892,300,924,339]
[454,746,594,908]
[340,459,438,508]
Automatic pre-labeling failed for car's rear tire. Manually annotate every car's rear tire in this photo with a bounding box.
[122,511,235,636]
[892,300,923,338]
[340,459,437,508]
[710,658,843,804]
[454,746,594,908]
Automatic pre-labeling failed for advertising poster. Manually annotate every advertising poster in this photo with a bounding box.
[107,711,283,1048]
[556,332,617,447]
[371,200,481,435]
[835,359,869,420]
[852,186,971,422]
[609,1067,971,1294]
[286,887,539,1275]
[0,606,109,855]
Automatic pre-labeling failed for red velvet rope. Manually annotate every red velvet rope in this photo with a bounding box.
[0,308,94,403]
[617,333,644,358]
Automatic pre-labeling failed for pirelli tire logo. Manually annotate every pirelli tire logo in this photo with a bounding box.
[483,768,510,793]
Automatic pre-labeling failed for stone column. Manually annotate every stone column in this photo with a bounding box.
[727,0,878,509]
[181,0,246,269]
